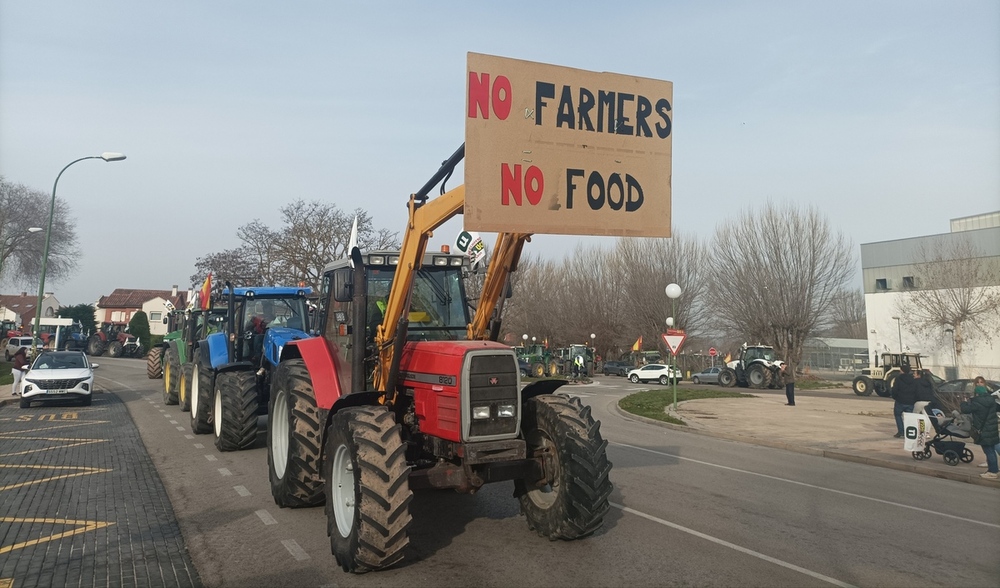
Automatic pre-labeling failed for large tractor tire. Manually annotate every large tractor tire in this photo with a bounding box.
[146,346,163,379]
[874,382,892,398]
[213,370,259,452]
[531,362,545,378]
[86,335,105,357]
[746,363,771,389]
[268,359,325,508]
[718,368,737,387]
[516,394,613,540]
[107,341,124,358]
[162,348,179,405]
[131,344,145,358]
[852,376,874,396]
[189,359,213,434]
[324,406,412,573]
[547,361,559,377]
[178,363,194,412]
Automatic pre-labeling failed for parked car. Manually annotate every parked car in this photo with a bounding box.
[627,364,682,385]
[18,350,98,408]
[518,358,531,378]
[691,366,722,385]
[602,360,634,376]
[5,336,44,360]
[933,378,1000,413]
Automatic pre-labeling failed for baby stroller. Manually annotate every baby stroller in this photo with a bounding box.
[910,401,975,466]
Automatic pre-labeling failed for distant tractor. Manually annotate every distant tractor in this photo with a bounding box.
[852,352,923,397]
[87,322,143,358]
[555,344,596,378]
[718,344,785,389]
[513,343,558,377]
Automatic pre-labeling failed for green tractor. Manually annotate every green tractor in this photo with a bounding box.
[147,308,227,411]
[513,343,558,377]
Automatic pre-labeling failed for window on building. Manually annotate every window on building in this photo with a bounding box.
[902,276,916,289]
[875,278,890,290]
[111,311,124,322]
[150,312,162,322]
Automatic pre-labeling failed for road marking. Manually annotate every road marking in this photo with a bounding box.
[0,465,112,492]
[218,468,232,476]
[205,455,218,462]
[282,539,310,561]
[176,426,185,431]
[0,438,108,458]
[611,503,855,588]
[613,442,1000,530]
[184,435,194,440]
[0,517,114,555]
[234,485,251,497]
[169,420,178,424]
[194,443,205,449]
[256,510,277,525]
[163,414,172,418]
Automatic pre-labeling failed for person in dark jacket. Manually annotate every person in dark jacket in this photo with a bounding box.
[890,365,917,438]
[781,362,795,406]
[11,347,29,396]
[913,369,939,413]
[962,376,999,479]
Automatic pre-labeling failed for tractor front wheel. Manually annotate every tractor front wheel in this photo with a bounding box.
[718,368,737,387]
[189,360,213,434]
[268,359,325,508]
[162,349,179,405]
[146,346,163,379]
[531,362,545,378]
[852,376,873,396]
[178,363,194,412]
[516,395,613,540]
[213,371,259,451]
[324,406,412,573]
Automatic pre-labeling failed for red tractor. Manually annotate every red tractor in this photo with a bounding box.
[86,322,143,357]
[263,147,613,572]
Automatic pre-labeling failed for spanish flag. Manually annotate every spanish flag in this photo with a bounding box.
[199,273,212,310]
[724,352,731,363]
[631,336,642,352]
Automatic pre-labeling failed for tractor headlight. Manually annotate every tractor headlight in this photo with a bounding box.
[472,405,491,420]
[497,404,516,418]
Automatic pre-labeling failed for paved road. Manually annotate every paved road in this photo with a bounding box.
[84,361,1000,586]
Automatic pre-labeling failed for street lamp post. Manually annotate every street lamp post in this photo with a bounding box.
[891,316,902,354]
[0,227,43,281]
[665,282,682,411]
[33,153,126,354]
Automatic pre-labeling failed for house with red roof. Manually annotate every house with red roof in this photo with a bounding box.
[0,291,60,335]
[95,286,189,336]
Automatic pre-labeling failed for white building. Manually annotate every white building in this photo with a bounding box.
[861,211,1000,380]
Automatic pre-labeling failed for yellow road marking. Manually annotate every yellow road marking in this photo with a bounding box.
[0,438,109,458]
[0,464,111,492]
[0,420,109,434]
[0,517,115,555]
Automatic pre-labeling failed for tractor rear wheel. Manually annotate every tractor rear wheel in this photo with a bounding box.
[189,359,213,434]
[108,341,123,358]
[178,363,194,412]
[852,376,873,396]
[548,361,559,376]
[531,362,545,378]
[746,364,771,389]
[86,335,104,356]
[516,394,613,540]
[213,370,259,452]
[718,368,737,387]
[162,348,179,405]
[324,406,412,573]
[268,359,325,508]
[146,346,163,379]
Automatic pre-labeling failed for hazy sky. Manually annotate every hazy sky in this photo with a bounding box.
[1,1,998,306]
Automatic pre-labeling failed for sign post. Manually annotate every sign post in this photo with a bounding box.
[661,330,686,412]
[709,346,717,367]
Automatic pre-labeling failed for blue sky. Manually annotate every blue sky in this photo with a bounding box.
[1,1,997,305]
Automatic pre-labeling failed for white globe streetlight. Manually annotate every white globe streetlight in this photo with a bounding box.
[665,283,682,411]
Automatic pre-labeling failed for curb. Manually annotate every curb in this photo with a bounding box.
[611,401,1000,488]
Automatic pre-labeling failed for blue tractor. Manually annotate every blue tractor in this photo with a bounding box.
[191,284,313,452]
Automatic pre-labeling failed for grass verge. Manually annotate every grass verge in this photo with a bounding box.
[618,387,754,425]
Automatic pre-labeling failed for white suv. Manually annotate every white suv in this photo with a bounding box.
[4,336,43,360]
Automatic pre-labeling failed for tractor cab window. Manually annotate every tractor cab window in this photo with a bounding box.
[364,265,470,342]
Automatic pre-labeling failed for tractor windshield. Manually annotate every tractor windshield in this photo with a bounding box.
[367,265,469,340]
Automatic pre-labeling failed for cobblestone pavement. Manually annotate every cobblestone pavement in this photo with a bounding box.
[0,392,200,587]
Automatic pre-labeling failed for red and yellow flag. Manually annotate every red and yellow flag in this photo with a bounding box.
[199,273,212,310]
[631,336,642,352]
[724,353,732,363]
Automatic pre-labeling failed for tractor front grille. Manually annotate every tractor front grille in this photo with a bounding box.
[467,353,519,439]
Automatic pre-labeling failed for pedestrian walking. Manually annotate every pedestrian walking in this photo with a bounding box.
[781,362,795,406]
[891,364,917,438]
[961,376,999,480]
[10,347,29,396]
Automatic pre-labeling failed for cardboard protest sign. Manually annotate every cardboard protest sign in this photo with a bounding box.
[464,53,673,237]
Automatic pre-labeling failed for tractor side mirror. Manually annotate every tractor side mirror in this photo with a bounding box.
[332,268,353,302]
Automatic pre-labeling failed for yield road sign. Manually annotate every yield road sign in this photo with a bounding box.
[662,333,686,356]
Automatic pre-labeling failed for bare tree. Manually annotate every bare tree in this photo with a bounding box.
[0,177,79,287]
[894,238,1000,369]
[707,202,855,369]
[192,200,399,289]
[824,288,867,339]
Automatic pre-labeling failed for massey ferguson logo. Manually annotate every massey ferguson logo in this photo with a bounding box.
[489,377,499,385]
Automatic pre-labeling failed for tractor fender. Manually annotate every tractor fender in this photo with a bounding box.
[262,326,311,369]
[167,339,186,365]
[205,332,230,370]
[285,336,344,411]
[521,379,568,403]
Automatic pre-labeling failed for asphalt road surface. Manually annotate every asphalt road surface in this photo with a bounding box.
[95,359,999,588]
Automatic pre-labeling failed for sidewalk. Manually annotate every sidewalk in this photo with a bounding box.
[623,386,1000,488]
